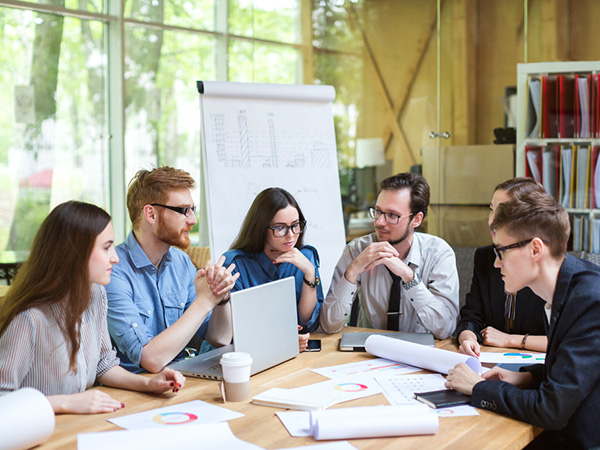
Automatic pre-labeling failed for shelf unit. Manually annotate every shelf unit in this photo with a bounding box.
[516,61,600,253]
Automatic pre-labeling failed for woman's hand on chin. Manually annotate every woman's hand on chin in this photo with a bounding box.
[271,248,314,276]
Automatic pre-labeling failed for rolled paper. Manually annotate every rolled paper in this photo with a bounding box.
[310,405,439,440]
[0,388,55,450]
[365,334,482,375]
[309,404,432,435]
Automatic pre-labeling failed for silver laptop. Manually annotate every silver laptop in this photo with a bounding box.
[168,277,299,380]
[339,331,435,351]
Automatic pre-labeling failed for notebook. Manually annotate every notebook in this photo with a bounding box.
[414,389,470,409]
[168,277,299,380]
[339,331,435,352]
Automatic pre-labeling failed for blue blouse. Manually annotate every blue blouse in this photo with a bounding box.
[223,245,323,332]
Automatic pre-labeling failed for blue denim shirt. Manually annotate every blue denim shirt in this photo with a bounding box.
[105,232,209,372]
[223,245,323,333]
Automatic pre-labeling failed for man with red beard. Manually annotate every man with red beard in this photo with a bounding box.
[106,167,239,373]
[320,172,459,339]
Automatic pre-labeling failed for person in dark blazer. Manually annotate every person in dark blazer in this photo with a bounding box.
[446,191,600,450]
[455,178,548,356]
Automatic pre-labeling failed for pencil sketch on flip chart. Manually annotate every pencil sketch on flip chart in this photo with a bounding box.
[206,110,334,171]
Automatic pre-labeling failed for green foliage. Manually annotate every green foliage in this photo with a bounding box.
[0,1,367,250]
[229,0,300,43]
[7,189,51,252]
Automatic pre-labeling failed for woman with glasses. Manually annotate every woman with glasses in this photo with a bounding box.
[0,201,185,414]
[455,178,548,356]
[223,188,323,352]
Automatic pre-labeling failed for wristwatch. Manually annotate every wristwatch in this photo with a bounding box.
[402,272,421,290]
[521,333,529,349]
[217,292,231,306]
[303,276,321,288]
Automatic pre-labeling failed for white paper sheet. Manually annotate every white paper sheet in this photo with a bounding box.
[527,78,541,138]
[578,77,590,137]
[78,422,262,450]
[526,147,542,182]
[436,405,480,417]
[253,387,340,411]
[292,375,383,404]
[542,146,558,200]
[374,373,447,405]
[276,411,313,437]
[592,218,600,254]
[310,357,421,379]
[576,145,590,208]
[108,400,243,430]
[275,442,358,450]
[309,405,438,440]
[594,154,600,209]
[561,146,573,207]
[0,388,55,450]
[478,352,546,364]
[365,335,482,375]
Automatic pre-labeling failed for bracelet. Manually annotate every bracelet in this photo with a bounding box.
[303,276,321,288]
[402,272,421,290]
[217,292,231,306]
[521,333,529,349]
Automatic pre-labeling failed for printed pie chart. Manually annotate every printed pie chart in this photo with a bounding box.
[334,383,368,392]
[152,412,198,425]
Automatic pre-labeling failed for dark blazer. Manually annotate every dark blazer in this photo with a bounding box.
[471,254,600,449]
[454,245,547,342]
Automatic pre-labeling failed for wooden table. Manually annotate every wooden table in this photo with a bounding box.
[38,328,542,449]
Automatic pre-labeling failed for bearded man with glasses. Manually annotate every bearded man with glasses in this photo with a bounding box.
[320,172,459,338]
[106,167,239,373]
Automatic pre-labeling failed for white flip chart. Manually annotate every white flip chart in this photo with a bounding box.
[198,81,346,292]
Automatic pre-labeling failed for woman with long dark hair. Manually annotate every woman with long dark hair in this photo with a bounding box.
[223,188,323,351]
[0,201,185,414]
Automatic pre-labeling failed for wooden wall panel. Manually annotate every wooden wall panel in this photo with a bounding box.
[359,0,438,173]
[355,0,600,171]
[477,0,523,145]
[571,0,600,61]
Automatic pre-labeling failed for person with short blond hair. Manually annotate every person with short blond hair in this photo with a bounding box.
[106,167,239,373]
[445,191,600,449]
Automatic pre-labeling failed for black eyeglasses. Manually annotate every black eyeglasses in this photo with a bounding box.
[268,221,306,238]
[369,207,413,225]
[151,203,197,217]
[493,239,534,261]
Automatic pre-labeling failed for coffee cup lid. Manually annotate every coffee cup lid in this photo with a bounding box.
[220,352,253,366]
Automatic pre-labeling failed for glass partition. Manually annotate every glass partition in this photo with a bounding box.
[0,7,108,256]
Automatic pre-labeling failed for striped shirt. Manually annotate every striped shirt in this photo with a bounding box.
[0,284,119,396]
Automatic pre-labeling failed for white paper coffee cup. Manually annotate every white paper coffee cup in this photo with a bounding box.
[220,352,253,382]
[220,352,253,402]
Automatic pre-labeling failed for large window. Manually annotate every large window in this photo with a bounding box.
[0,6,108,253]
[0,0,364,255]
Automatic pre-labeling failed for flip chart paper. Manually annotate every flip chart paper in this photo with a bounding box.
[309,405,438,440]
[365,334,481,375]
[199,81,345,293]
[78,422,261,450]
[310,357,421,379]
[0,388,55,450]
